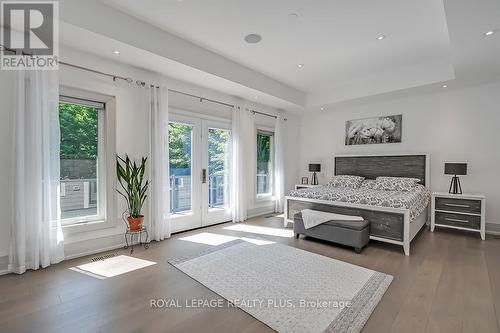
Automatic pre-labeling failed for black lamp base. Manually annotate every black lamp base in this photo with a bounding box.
[448,175,462,195]
[311,172,318,185]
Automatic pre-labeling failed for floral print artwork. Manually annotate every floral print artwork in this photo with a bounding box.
[345,115,402,145]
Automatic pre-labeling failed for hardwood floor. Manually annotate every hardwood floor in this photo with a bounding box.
[1,216,499,333]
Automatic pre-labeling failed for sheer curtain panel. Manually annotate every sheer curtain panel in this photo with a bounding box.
[231,105,250,222]
[10,70,65,274]
[149,85,171,240]
[274,113,285,213]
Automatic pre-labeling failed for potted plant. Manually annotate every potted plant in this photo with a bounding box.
[116,154,150,231]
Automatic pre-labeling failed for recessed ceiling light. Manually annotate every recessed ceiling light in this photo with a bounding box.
[320,107,325,111]
[112,50,120,55]
[442,84,448,88]
[244,34,262,44]
[483,30,497,36]
[376,35,386,40]
[297,63,304,68]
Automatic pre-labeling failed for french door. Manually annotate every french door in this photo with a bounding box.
[169,114,232,233]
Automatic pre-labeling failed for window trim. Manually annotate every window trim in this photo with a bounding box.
[256,127,275,201]
[59,86,116,230]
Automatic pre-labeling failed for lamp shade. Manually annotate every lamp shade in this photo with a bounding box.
[309,164,321,172]
[445,163,467,175]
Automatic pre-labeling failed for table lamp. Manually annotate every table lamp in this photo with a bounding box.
[445,163,467,194]
[309,164,321,185]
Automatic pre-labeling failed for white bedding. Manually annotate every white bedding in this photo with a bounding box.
[289,184,430,221]
[300,209,364,229]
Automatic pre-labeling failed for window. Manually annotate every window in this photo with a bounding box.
[59,96,105,224]
[256,130,274,197]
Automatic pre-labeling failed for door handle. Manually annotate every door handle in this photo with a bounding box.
[202,169,207,184]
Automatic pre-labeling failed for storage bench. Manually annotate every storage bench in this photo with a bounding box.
[293,212,370,253]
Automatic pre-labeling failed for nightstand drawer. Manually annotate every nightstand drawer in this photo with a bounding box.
[435,211,480,230]
[435,197,481,214]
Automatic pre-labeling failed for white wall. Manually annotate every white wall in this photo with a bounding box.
[0,45,300,264]
[298,81,500,226]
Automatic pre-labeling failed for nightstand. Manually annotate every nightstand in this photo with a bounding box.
[431,192,485,240]
[295,184,320,190]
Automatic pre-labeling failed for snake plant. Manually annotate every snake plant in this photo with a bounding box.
[116,155,150,218]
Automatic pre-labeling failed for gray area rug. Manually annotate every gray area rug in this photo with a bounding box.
[170,240,392,333]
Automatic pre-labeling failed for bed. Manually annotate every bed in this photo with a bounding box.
[284,154,431,255]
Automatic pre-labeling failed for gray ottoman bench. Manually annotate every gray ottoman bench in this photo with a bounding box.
[293,212,370,253]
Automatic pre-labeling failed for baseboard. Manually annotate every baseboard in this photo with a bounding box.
[247,207,275,219]
[486,222,500,236]
[0,255,8,276]
[0,234,155,276]
[64,241,125,260]
[63,233,126,260]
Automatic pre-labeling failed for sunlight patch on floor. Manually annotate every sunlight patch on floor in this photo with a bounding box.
[240,237,275,245]
[223,224,294,238]
[179,232,276,246]
[179,232,239,246]
[69,255,156,279]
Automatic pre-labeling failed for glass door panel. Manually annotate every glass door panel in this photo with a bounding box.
[202,121,232,226]
[208,128,231,210]
[169,122,193,215]
[169,115,202,233]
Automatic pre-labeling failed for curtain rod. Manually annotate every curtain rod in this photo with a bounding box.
[247,109,278,119]
[59,61,280,119]
[167,88,234,108]
[0,44,281,120]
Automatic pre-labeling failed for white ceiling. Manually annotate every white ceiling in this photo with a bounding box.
[59,0,500,112]
[59,22,302,111]
[102,0,452,91]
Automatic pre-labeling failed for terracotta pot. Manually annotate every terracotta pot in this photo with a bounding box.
[127,216,144,231]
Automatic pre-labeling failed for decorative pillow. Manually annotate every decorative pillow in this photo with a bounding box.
[373,176,421,192]
[377,176,421,183]
[326,175,365,188]
[360,179,377,190]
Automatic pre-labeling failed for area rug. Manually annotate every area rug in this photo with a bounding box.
[169,240,392,333]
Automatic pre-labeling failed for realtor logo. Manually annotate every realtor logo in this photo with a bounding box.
[1,1,58,70]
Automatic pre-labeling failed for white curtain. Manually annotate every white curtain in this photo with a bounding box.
[149,85,171,240]
[274,113,286,213]
[231,105,249,222]
[9,70,64,274]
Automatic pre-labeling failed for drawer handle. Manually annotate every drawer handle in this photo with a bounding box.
[444,203,470,208]
[444,217,470,223]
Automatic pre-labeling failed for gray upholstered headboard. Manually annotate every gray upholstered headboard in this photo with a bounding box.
[334,154,429,187]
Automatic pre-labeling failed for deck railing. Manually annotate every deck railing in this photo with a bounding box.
[169,174,226,214]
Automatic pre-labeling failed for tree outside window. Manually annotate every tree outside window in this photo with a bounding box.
[257,131,273,195]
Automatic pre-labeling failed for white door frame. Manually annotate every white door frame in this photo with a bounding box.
[169,112,232,233]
